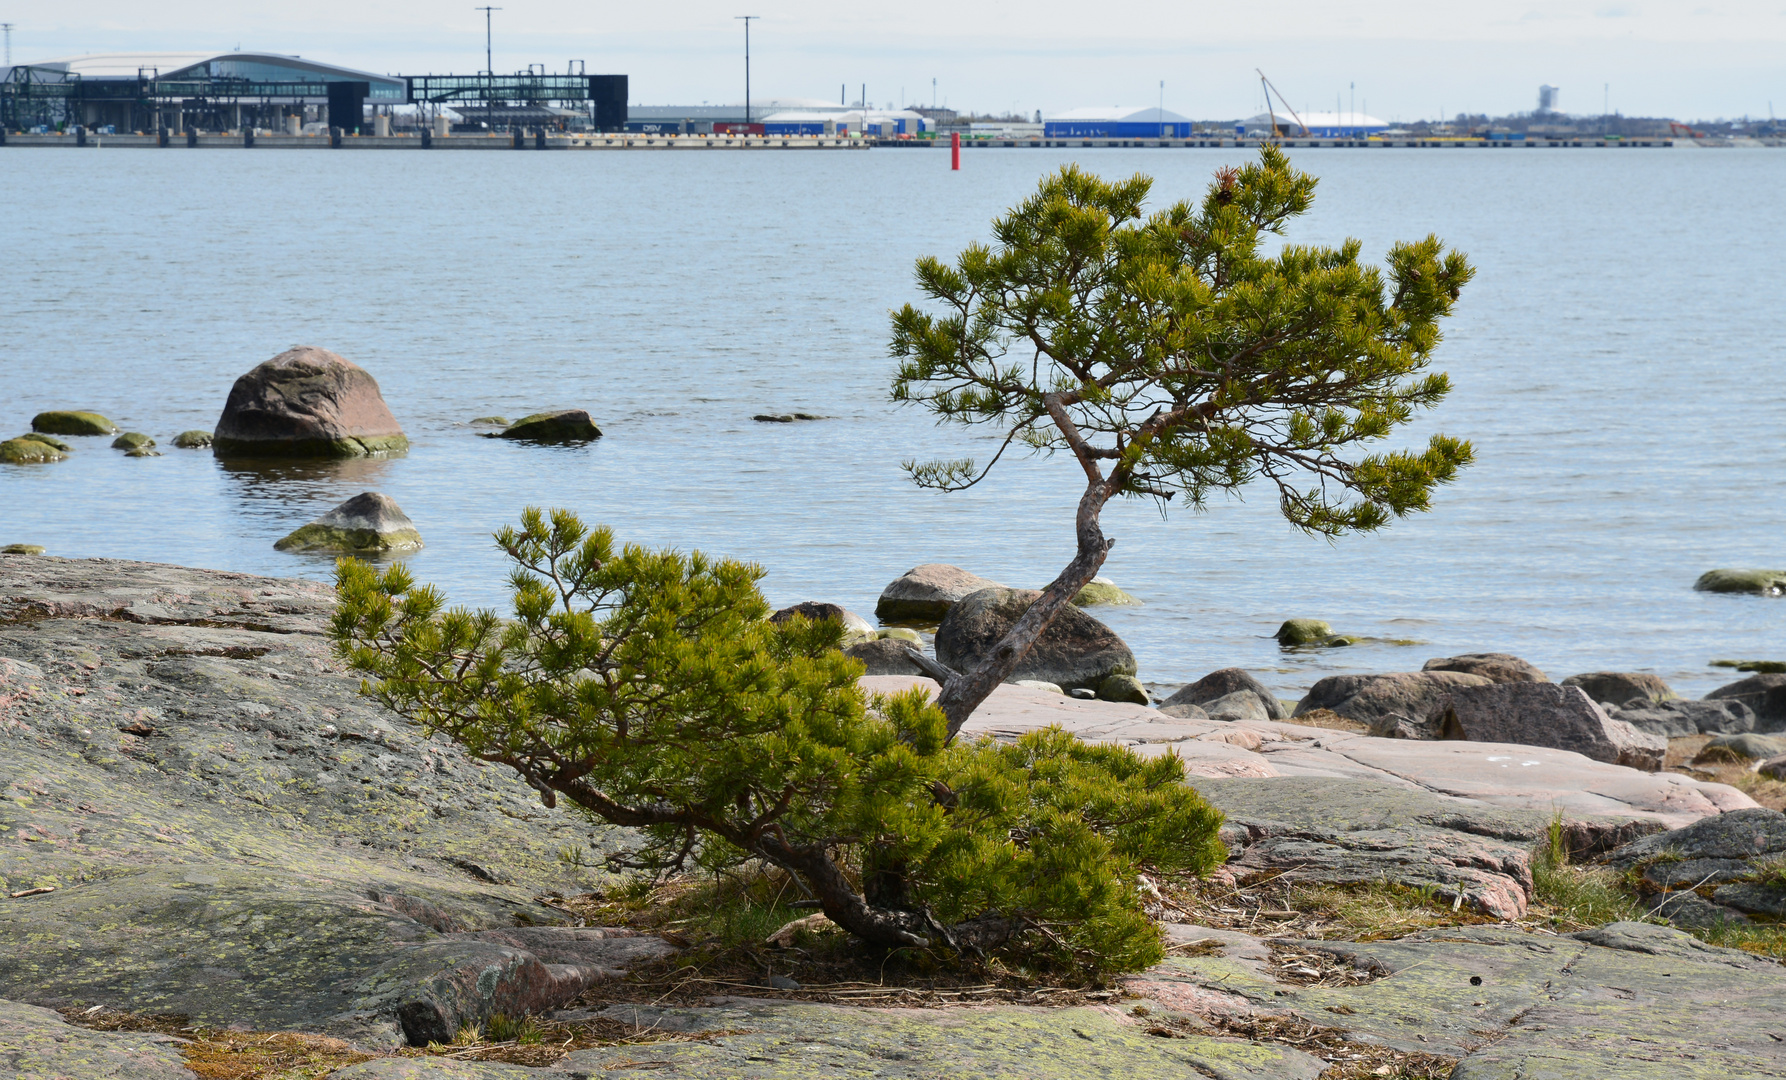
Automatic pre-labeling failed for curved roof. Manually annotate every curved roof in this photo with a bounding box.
[1246,110,1389,130]
[24,51,399,87]
[1045,106,1189,124]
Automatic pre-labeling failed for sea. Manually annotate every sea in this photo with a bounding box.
[2,145,1781,700]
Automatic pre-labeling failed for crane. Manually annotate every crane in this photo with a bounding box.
[1255,69,1310,138]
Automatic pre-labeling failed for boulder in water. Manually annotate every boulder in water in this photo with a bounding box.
[1694,569,1786,596]
[1073,577,1141,606]
[770,601,874,636]
[274,492,423,553]
[113,432,159,456]
[934,587,1135,693]
[0,437,66,464]
[19,433,70,451]
[1,544,46,555]
[874,564,1006,624]
[31,410,116,436]
[491,410,602,443]
[1423,652,1547,683]
[1275,618,1334,646]
[172,430,213,448]
[213,346,408,458]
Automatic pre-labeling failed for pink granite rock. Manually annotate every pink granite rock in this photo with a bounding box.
[1437,682,1666,771]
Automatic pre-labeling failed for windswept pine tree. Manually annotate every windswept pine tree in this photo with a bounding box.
[890,146,1475,734]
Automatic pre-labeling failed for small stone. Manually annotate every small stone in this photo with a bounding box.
[1275,618,1334,646]
[2,544,46,555]
[1157,702,1209,720]
[1068,687,1097,700]
[1162,668,1287,720]
[171,430,213,448]
[875,627,922,644]
[0,438,67,464]
[1097,674,1149,705]
[31,410,117,435]
[1756,755,1786,781]
[125,447,162,458]
[1011,679,1065,695]
[112,432,155,450]
[492,410,602,443]
[18,433,70,451]
[766,974,802,990]
[1694,569,1786,596]
[1694,733,1786,764]
[753,413,825,423]
[273,492,423,553]
[469,416,509,426]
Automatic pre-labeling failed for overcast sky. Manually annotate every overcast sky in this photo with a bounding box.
[13,1,1785,120]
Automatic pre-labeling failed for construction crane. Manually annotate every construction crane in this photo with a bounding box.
[1255,69,1310,138]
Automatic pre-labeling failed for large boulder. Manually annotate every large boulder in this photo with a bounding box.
[1275,618,1333,646]
[1436,682,1665,771]
[1295,670,1490,730]
[874,564,1005,624]
[213,346,408,458]
[1694,569,1786,596]
[1423,652,1547,683]
[31,410,117,435]
[1162,668,1287,720]
[1561,671,1673,708]
[274,492,423,553]
[1695,732,1786,763]
[934,587,1134,693]
[491,410,602,443]
[1611,698,1755,739]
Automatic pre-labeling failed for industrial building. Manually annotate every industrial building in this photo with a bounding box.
[1,51,627,135]
[1044,106,1191,138]
[1239,110,1389,137]
[761,107,929,137]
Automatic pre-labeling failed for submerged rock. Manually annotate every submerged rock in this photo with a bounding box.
[753,412,826,422]
[934,587,1135,693]
[0,438,66,464]
[1423,652,1547,683]
[1,544,46,556]
[1162,668,1287,720]
[874,564,1006,624]
[1561,671,1673,707]
[1072,576,1141,606]
[213,346,409,458]
[1694,568,1786,596]
[30,410,117,435]
[1437,682,1665,771]
[1275,618,1334,646]
[274,492,423,553]
[18,433,70,451]
[491,410,602,442]
[469,416,509,426]
[171,429,213,448]
[111,432,154,450]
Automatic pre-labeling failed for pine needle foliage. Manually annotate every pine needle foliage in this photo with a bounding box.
[330,508,1225,973]
[889,147,1476,734]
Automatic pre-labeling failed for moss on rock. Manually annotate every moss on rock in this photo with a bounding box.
[1275,618,1334,646]
[112,432,155,450]
[2,544,47,555]
[1073,577,1142,606]
[0,438,67,464]
[490,410,602,443]
[18,433,70,451]
[171,430,214,448]
[1695,569,1786,596]
[275,523,423,553]
[30,410,117,435]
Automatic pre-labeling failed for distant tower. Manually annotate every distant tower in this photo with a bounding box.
[1538,85,1560,114]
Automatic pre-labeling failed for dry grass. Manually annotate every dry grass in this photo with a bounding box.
[1663,734,1786,812]
[1281,708,1370,734]
[1141,1008,1459,1079]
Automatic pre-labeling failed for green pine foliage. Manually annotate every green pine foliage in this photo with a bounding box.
[330,508,1225,974]
[890,146,1475,532]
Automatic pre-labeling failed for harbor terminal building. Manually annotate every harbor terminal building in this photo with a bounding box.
[1043,106,1192,138]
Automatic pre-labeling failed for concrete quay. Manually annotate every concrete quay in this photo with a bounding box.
[0,130,866,150]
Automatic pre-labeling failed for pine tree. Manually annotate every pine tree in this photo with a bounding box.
[891,146,1475,735]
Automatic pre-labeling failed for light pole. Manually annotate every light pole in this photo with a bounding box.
[2,23,13,69]
[735,15,758,127]
[475,6,501,130]
[1158,79,1164,139]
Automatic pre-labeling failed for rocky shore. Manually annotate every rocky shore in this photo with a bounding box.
[2,555,1782,1078]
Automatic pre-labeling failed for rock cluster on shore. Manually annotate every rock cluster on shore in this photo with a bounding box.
[0,557,1777,1078]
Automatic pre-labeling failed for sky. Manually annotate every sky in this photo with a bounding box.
[10,1,1785,121]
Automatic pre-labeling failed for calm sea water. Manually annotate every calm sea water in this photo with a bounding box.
[2,146,1782,699]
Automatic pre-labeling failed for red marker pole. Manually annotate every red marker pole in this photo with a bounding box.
[951,130,960,170]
